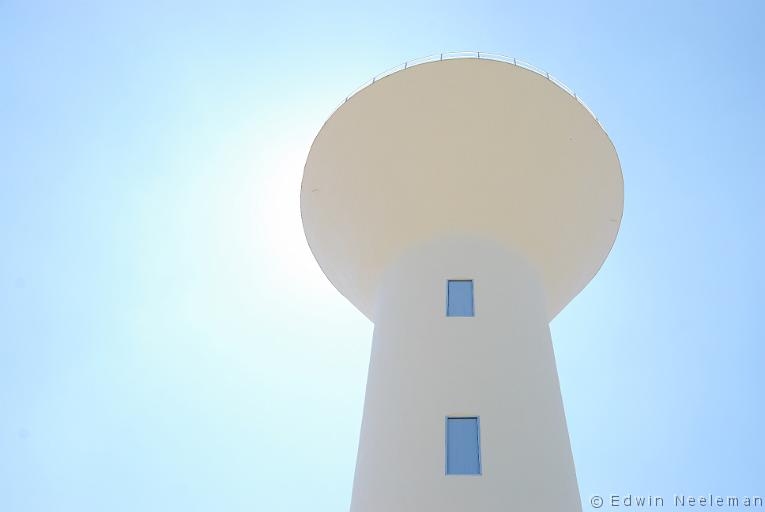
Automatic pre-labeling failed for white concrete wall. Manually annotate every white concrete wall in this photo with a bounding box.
[350,237,582,512]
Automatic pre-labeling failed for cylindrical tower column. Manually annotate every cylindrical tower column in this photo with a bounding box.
[350,237,581,512]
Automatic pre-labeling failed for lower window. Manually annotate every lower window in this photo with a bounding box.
[446,416,481,475]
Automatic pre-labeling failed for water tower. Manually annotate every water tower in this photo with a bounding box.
[301,54,623,512]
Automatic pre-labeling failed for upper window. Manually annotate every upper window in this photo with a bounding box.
[446,417,481,475]
[447,280,474,317]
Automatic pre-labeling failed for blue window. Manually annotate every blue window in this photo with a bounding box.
[446,417,481,475]
[447,280,474,317]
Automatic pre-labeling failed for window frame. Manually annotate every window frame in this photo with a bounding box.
[445,416,482,476]
[446,279,475,317]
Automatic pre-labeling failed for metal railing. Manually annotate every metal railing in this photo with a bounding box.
[336,51,602,128]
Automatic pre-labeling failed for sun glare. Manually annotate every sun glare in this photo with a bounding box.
[253,139,330,297]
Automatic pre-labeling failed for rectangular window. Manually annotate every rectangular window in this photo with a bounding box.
[446,417,481,475]
[447,280,474,317]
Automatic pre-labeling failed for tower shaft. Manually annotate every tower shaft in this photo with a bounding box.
[350,238,581,511]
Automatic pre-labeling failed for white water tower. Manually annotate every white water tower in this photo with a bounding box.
[301,54,623,511]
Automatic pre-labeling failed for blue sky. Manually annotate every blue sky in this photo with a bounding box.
[1,1,763,510]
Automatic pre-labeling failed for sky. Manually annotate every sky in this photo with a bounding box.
[1,1,764,510]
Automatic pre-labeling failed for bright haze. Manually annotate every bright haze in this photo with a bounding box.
[1,2,763,511]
